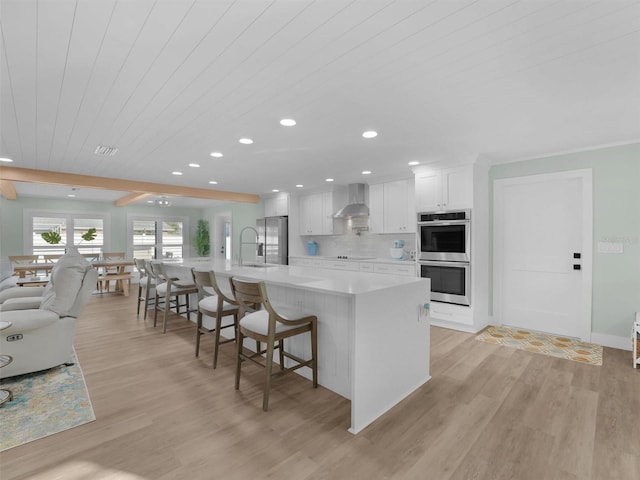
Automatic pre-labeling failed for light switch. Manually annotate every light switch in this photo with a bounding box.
[597,242,623,254]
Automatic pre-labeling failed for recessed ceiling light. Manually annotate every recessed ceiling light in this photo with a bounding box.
[239,138,253,145]
[325,178,334,182]
[362,131,377,139]
[208,180,218,185]
[209,152,223,157]
[280,118,296,126]
[0,157,13,163]
[272,189,280,193]
[67,194,76,198]
[296,184,304,188]
[188,163,200,168]
[408,161,420,166]
[147,200,154,204]
[362,170,372,175]
[172,171,183,175]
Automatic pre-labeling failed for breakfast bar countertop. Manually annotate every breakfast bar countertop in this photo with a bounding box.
[176,257,424,296]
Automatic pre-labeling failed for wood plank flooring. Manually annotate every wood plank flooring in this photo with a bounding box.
[1,291,639,479]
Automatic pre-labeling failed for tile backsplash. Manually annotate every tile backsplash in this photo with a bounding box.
[294,232,416,259]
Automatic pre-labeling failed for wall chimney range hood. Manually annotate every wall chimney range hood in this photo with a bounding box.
[333,183,369,219]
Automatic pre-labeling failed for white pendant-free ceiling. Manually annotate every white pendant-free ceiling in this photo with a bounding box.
[1,0,638,201]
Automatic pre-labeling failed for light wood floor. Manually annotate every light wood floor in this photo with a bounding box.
[1,291,639,480]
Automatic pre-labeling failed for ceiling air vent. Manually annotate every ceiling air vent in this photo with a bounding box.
[94,145,119,156]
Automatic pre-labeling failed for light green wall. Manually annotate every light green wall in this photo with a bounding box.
[204,202,259,262]
[0,196,205,257]
[490,143,640,338]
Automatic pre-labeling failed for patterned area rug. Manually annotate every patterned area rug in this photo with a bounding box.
[476,326,603,366]
[0,353,95,451]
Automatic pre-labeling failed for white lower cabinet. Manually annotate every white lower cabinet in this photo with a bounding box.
[429,302,474,329]
[373,263,415,276]
[359,263,374,272]
[289,257,415,276]
[289,257,324,268]
[322,260,360,271]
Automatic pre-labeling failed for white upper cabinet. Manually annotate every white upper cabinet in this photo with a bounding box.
[415,165,472,212]
[263,193,289,217]
[369,178,415,234]
[298,190,346,235]
[299,193,323,235]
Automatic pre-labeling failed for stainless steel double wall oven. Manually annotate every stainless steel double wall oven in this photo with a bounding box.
[417,210,471,306]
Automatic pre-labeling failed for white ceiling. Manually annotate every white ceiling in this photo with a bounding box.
[1,0,639,207]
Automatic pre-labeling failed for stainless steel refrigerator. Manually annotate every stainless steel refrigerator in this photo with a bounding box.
[256,216,288,265]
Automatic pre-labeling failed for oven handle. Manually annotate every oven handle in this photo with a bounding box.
[417,220,469,227]
[419,261,470,268]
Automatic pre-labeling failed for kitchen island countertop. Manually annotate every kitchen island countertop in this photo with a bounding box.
[180,258,422,295]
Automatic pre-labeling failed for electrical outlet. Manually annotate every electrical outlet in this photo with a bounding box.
[6,334,23,342]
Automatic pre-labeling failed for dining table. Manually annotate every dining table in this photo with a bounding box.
[12,258,135,296]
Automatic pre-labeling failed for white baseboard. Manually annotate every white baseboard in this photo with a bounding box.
[590,332,632,351]
[429,319,480,334]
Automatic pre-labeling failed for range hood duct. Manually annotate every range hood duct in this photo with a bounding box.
[333,183,369,219]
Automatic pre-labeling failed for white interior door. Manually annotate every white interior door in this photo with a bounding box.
[494,170,592,340]
[213,213,231,260]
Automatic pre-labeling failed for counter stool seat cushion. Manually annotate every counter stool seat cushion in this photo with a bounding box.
[199,295,236,315]
[239,310,311,336]
[155,282,194,296]
[139,275,156,287]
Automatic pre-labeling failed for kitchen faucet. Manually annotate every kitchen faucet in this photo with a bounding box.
[238,226,259,266]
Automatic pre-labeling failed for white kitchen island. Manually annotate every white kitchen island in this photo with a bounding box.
[173,258,431,434]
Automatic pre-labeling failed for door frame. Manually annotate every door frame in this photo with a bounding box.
[493,169,593,341]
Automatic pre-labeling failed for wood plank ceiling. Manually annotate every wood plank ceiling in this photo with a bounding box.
[1,0,638,206]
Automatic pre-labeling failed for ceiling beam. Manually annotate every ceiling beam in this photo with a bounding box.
[115,192,152,207]
[0,166,260,204]
[0,179,17,200]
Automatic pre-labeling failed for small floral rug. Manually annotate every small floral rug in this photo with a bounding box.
[476,326,603,366]
[0,353,95,451]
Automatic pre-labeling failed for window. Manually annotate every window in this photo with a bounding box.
[128,215,189,260]
[27,210,108,256]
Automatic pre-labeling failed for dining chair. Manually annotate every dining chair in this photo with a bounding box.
[134,259,156,317]
[99,252,126,292]
[230,277,318,411]
[142,260,162,320]
[152,262,198,333]
[191,269,239,368]
[8,255,40,277]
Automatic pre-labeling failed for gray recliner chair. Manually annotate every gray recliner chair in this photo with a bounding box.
[0,252,98,378]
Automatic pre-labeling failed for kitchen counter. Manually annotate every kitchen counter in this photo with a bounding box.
[174,258,431,434]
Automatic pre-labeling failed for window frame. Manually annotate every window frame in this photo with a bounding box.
[24,208,111,255]
[126,213,190,260]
